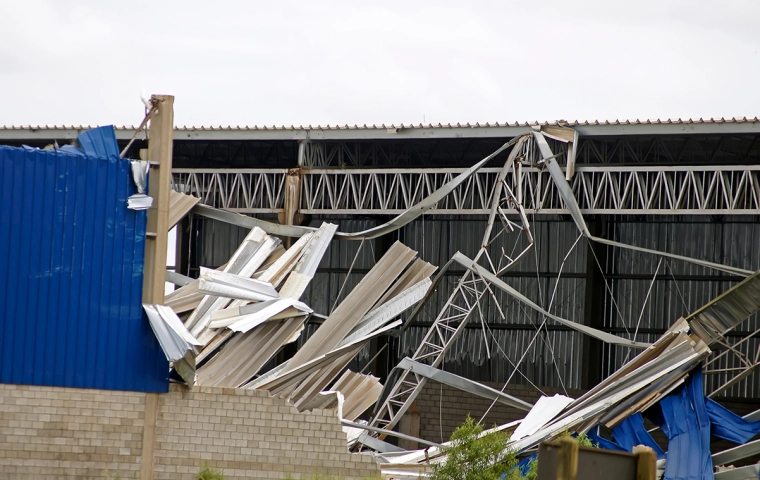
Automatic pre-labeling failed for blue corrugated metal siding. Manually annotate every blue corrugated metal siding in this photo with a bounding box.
[0,145,168,392]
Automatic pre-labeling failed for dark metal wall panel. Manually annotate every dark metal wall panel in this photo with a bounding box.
[602,217,760,395]
[188,211,760,397]
[391,217,587,389]
[0,146,168,392]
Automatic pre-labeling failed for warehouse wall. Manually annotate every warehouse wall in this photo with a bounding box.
[0,383,379,480]
[0,145,168,393]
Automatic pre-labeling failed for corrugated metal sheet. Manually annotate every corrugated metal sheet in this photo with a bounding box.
[603,217,760,396]
[1,116,758,132]
[192,211,760,397]
[0,145,168,392]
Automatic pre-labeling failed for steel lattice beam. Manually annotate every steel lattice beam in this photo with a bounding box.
[173,165,760,215]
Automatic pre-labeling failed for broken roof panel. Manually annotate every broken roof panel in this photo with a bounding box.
[168,190,200,228]
[686,270,760,345]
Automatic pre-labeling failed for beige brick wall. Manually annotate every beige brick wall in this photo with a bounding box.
[0,383,379,480]
[416,381,586,443]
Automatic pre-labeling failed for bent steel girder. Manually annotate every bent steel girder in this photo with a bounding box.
[367,137,531,433]
[369,269,490,431]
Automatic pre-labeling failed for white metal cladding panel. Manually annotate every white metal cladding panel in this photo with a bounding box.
[296,323,371,365]
[193,217,261,270]
[300,217,380,317]
[602,329,760,398]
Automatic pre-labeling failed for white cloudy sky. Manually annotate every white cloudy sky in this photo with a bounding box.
[1,1,759,127]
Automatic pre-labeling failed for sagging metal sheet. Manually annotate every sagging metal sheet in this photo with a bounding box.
[395,357,533,411]
[193,136,524,240]
[534,131,753,277]
[302,370,384,421]
[251,320,401,395]
[282,241,418,374]
[186,228,280,338]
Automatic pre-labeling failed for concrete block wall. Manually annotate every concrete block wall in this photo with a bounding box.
[415,381,586,443]
[153,386,379,479]
[0,383,379,479]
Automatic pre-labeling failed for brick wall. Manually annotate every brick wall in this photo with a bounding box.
[415,381,586,443]
[0,383,379,479]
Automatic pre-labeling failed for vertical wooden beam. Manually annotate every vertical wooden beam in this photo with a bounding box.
[398,402,421,450]
[142,95,175,304]
[556,436,578,480]
[277,167,304,249]
[633,446,657,480]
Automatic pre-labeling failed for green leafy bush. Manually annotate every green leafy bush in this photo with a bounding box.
[431,416,518,480]
[195,464,225,480]
[431,419,601,480]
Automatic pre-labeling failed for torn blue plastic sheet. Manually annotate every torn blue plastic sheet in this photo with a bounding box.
[657,367,713,480]
[587,426,628,452]
[612,412,666,460]
[705,397,760,444]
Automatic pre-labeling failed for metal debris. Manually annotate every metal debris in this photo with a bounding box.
[138,134,760,480]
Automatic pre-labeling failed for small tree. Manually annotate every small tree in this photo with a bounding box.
[431,416,517,480]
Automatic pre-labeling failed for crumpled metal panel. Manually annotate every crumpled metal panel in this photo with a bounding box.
[687,270,760,344]
[0,145,168,392]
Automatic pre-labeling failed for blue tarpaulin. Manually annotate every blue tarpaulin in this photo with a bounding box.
[587,426,629,452]
[654,365,760,480]
[705,398,760,444]
[657,367,713,480]
[612,412,666,459]
[587,365,760,480]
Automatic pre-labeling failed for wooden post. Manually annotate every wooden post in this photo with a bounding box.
[277,167,304,248]
[633,446,657,480]
[142,95,175,304]
[556,436,578,480]
[398,402,421,450]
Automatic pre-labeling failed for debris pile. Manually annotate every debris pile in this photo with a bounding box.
[148,214,436,416]
[145,129,760,480]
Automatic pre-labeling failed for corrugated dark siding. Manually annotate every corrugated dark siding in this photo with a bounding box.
[0,145,168,392]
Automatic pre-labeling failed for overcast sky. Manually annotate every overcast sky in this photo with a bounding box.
[1,1,759,127]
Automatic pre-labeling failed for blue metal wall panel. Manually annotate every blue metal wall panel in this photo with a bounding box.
[0,145,168,392]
